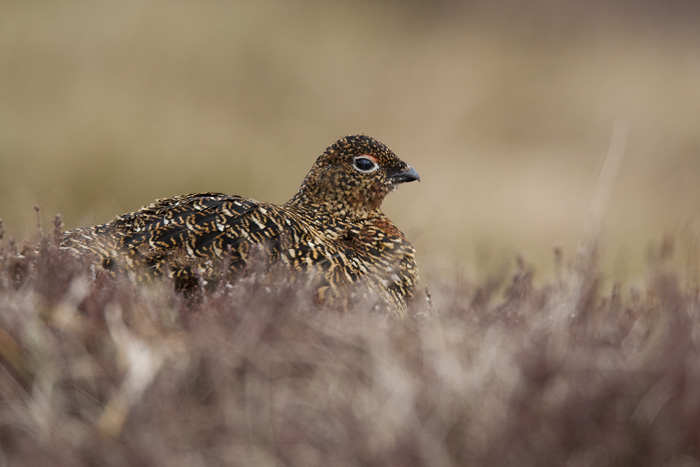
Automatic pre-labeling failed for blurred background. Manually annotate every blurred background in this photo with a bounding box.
[1,0,699,283]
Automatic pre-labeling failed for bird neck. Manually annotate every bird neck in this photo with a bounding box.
[286,169,389,217]
[285,190,383,223]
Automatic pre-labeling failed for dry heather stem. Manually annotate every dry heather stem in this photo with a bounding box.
[0,229,699,467]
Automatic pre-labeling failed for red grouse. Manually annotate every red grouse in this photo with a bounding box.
[60,135,420,316]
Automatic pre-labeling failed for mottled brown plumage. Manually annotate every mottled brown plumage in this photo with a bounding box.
[61,135,420,316]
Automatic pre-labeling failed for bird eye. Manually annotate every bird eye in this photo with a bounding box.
[353,156,379,173]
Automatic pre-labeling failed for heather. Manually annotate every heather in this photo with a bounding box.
[1,220,699,466]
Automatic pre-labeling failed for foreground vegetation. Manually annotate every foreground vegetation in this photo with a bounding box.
[1,219,699,466]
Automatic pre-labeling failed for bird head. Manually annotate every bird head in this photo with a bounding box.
[290,135,420,216]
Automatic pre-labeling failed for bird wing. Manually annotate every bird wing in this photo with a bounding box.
[112,192,284,274]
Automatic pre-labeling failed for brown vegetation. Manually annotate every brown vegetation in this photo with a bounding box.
[1,219,699,466]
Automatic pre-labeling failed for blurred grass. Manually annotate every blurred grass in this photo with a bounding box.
[1,0,699,282]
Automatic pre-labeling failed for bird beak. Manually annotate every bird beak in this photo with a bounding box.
[389,166,421,184]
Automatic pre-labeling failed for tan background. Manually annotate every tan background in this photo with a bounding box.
[1,0,699,283]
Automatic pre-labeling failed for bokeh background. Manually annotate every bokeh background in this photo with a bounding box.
[1,0,699,283]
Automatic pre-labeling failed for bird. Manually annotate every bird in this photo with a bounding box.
[60,135,420,316]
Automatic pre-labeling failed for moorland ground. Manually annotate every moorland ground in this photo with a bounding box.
[1,1,700,465]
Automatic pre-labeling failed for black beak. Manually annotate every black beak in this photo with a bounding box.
[389,166,421,184]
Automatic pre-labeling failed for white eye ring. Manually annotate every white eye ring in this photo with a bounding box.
[353,155,379,173]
